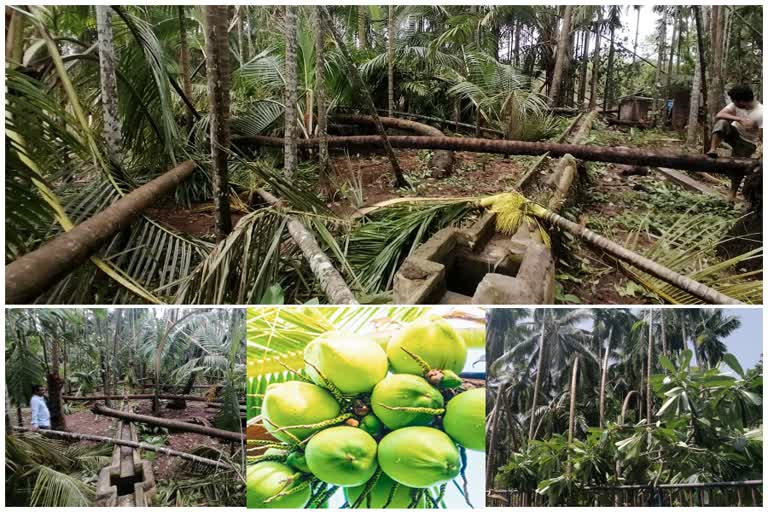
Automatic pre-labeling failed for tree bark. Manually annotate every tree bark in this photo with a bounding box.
[236,6,245,64]
[388,6,395,116]
[283,6,298,178]
[686,24,703,146]
[95,6,123,166]
[588,14,602,109]
[598,329,611,429]
[694,7,711,151]
[357,6,367,49]
[654,11,668,126]
[319,6,407,188]
[92,404,244,442]
[5,161,196,304]
[603,23,616,111]
[665,10,679,100]
[578,30,590,106]
[566,355,580,476]
[178,7,194,133]
[313,7,329,178]
[257,189,358,304]
[48,333,66,431]
[549,6,573,106]
[203,6,233,240]
[236,134,757,175]
[646,310,653,424]
[527,321,547,441]
[708,6,724,140]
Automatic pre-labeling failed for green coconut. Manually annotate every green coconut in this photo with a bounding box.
[344,473,426,508]
[247,461,310,509]
[443,388,486,451]
[305,331,389,394]
[371,374,444,430]
[378,427,460,488]
[305,426,379,486]
[360,414,384,437]
[286,451,310,473]
[262,381,341,442]
[387,316,467,376]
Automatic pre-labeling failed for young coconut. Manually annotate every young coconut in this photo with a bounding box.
[359,414,384,437]
[247,461,311,508]
[305,426,379,486]
[262,381,343,443]
[387,317,467,387]
[443,388,486,451]
[371,374,445,430]
[344,473,426,508]
[305,331,389,395]
[377,426,460,488]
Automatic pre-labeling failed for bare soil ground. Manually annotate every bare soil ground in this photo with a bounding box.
[145,203,247,238]
[327,148,527,216]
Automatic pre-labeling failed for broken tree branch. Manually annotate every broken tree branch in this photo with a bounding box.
[13,427,231,468]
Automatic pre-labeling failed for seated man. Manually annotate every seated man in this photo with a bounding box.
[707,84,763,201]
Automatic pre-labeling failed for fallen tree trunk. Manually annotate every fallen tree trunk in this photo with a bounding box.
[233,135,756,175]
[63,393,245,405]
[332,114,454,176]
[5,160,197,304]
[13,427,230,468]
[335,106,505,137]
[92,403,244,442]
[257,189,358,304]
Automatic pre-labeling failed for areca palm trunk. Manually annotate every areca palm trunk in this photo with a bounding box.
[654,11,667,126]
[95,6,123,166]
[283,6,298,178]
[178,7,194,133]
[694,7,710,150]
[686,34,703,145]
[313,7,329,177]
[603,22,616,111]
[549,6,573,106]
[646,309,653,423]
[588,14,602,109]
[319,6,407,188]
[357,6,367,49]
[708,7,724,129]
[566,355,580,476]
[388,6,395,115]
[578,30,590,106]
[527,320,547,441]
[204,6,233,240]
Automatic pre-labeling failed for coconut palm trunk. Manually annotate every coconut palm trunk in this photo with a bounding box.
[588,13,602,109]
[388,6,396,116]
[549,6,573,106]
[598,328,611,428]
[95,6,123,166]
[686,34,703,145]
[357,6,367,49]
[178,7,194,133]
[319,6,407,188]
[566,355,580,476]
[653,11,668,126]
[527,320,547,441]
[48,335,66,430]
[694,6,710,150]
[283,6,299,178]
[578,30,590,106]
[708,7,724,132]
[603,22,616,111]
[646,309,653,423]
[203,6,233,240]
[313,7,329,178]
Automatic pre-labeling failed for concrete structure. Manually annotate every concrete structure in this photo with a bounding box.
[618,96,653,123]
[95,401,156,507]
[392,212,555,304]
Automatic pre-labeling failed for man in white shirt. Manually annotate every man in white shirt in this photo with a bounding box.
[30,384,51,431]
[707,84,763,201]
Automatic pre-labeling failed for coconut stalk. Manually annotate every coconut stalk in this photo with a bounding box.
[318,6,407,188]
[257,189,357,304]
[13,427,230,468]
[92,404,244,442]
[5,160,196,304]
[233,135,757,174]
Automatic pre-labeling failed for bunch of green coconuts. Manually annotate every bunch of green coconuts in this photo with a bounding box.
[247,316,486,509]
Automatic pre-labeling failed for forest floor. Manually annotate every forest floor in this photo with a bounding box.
[556,123,744,304]
[19,399,229,481]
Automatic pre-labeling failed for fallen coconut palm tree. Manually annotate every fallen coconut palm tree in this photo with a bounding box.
[233,134,758,175]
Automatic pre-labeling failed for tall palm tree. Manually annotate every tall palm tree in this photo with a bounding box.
[203,5,233,240]
[95,6,123,166]
[178,7,194,132]
[313,7,329,178]
[549,5,573,106]
[388,5,396,115]
[283,6,298,178]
